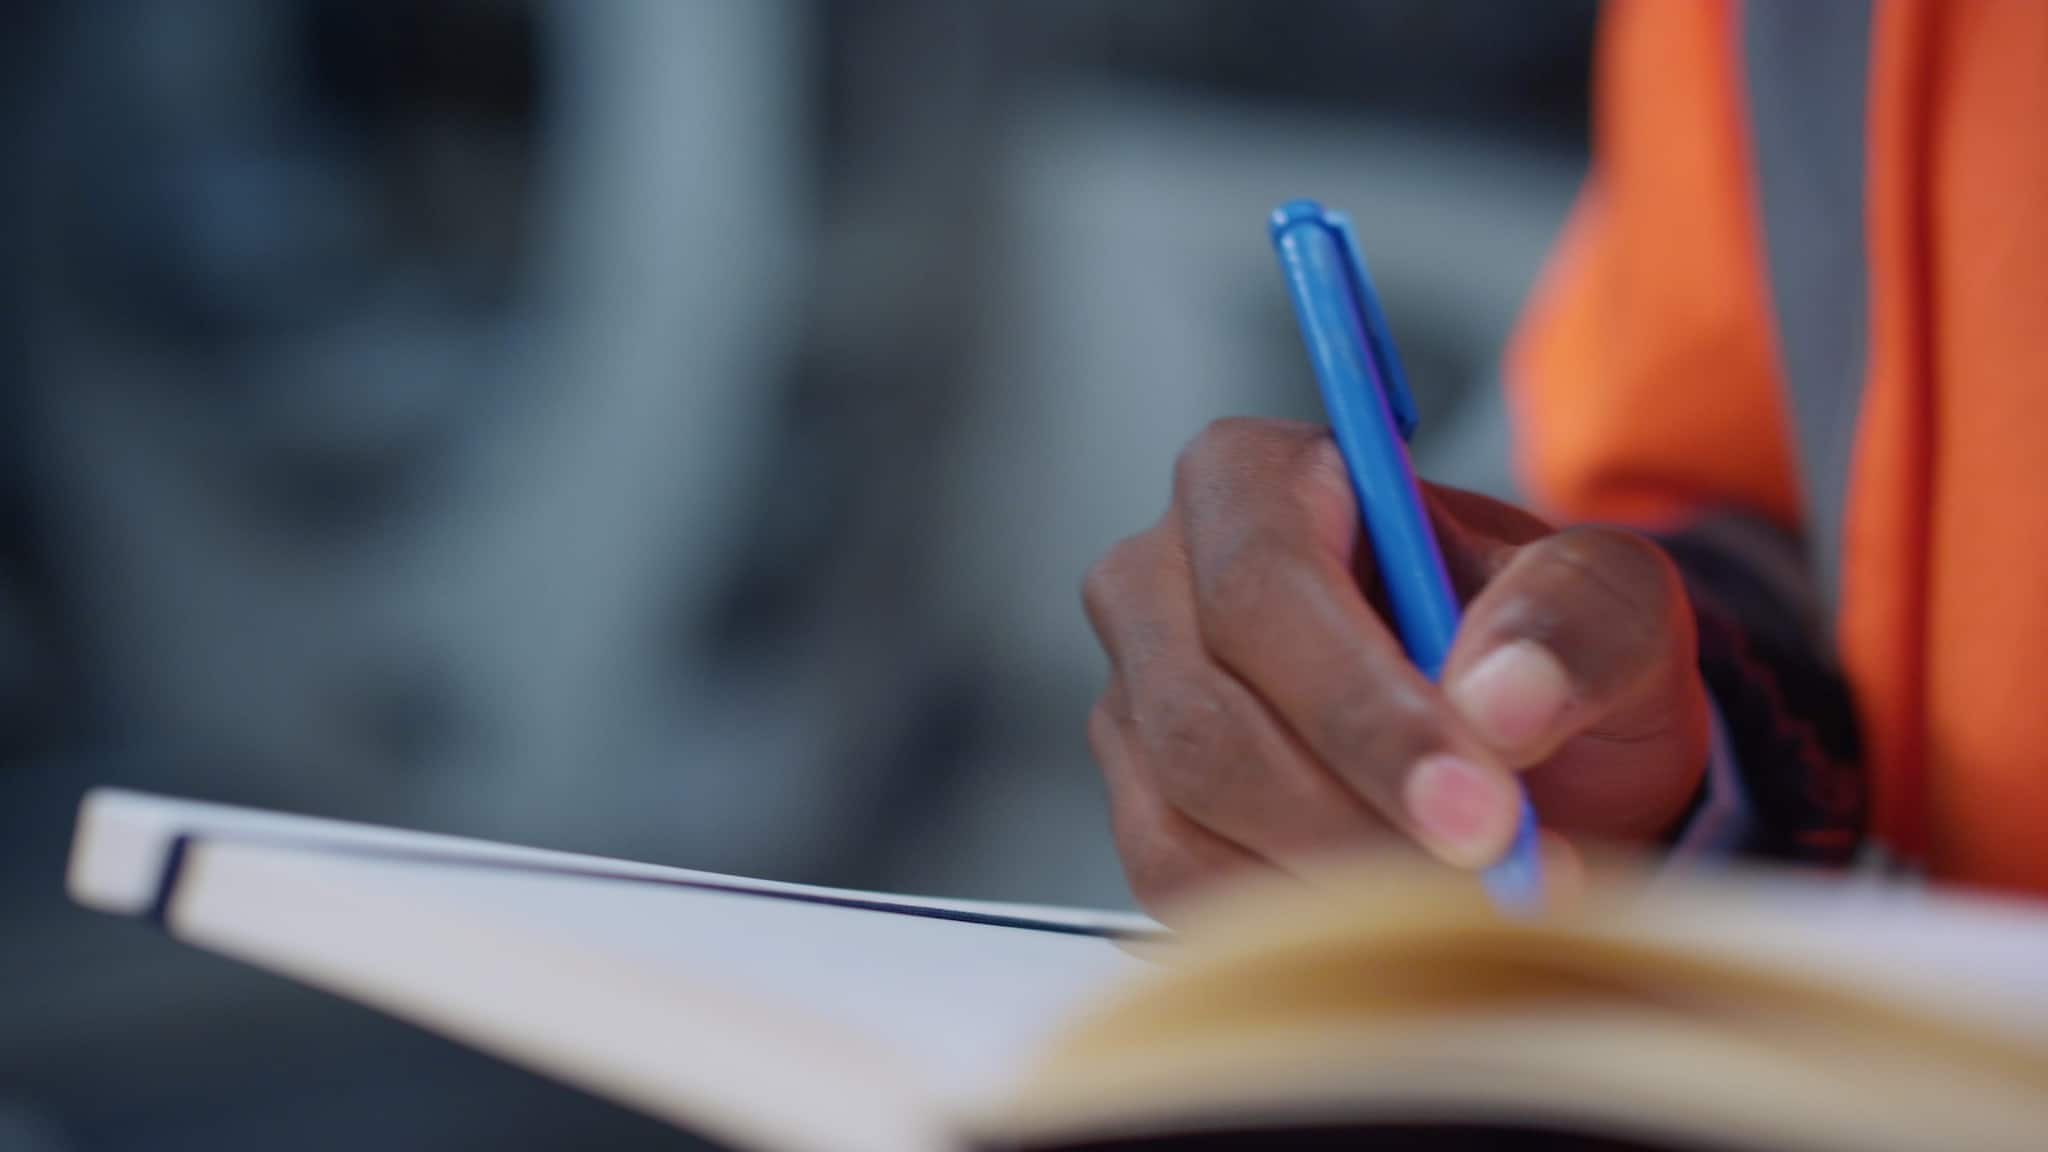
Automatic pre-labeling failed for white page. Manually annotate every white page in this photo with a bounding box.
[170,841,948,1152]
[1617,873,2048,1047]
[301,850,1149,1103]
[68,789,1152,1116]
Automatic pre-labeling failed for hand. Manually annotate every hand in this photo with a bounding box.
[1082,419,1710,915]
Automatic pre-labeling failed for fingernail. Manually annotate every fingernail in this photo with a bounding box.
[1451,640,1571,752]
[1405,755,1516,861]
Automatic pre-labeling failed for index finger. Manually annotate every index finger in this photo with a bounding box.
[1172,420,1522,868]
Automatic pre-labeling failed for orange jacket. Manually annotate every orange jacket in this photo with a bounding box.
[1510,0,2048,893]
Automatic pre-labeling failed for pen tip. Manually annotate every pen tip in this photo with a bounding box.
[1481,796,1546,914]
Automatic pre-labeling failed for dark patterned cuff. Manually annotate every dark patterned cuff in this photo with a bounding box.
[1656,516,1865,865]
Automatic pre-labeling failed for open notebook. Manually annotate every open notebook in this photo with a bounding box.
[68,789,2048,1152]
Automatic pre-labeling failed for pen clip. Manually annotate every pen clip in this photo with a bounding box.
[1324,212,1420,443]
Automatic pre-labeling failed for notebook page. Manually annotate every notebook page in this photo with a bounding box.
[292,848,1149,1103]
[1616,872,2048,1047]
[69,789,1151,1104]
[170,840,949,1152]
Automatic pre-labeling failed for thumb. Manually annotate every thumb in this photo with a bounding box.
[1439,527,1699,770]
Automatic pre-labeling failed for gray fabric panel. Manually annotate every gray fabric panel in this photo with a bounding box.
[1741,0,1873,622]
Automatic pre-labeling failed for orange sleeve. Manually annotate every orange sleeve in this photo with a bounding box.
[1506,0,1802,532]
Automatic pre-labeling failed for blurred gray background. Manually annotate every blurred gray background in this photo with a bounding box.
[0,1,1591,1148]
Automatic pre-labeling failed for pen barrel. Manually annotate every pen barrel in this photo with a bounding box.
[1272,221,1462,680]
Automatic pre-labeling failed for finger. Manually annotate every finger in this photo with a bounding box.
[1441,527,1698,768]
[1083,527,1177,682]
[1091,694,1264,918]
[1418,482,1553,600]
[1087,513,1400,869]
[1125,654,1406,871]
[1172,419,1521,869]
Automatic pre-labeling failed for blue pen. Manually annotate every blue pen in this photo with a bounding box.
[1268,198,1542,911]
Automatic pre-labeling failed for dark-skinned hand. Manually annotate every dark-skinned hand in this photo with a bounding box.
[1083,419,1710,916]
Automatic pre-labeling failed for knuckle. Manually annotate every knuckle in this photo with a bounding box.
[1138,667,1237,767]
[1120,838,1194,914]
[1286,435,1354,512]
[1192,526,1299,639]
[1135,669,1266,828]
[1172,418,1319,509]
[1175,418,1262,487]
[1122,824,1232,917]
[1107,798,1198,913]
[1173,421,1237,505]
[1081,532,1149,628]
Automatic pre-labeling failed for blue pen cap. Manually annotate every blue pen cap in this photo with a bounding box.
[1268,200,1419,442]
